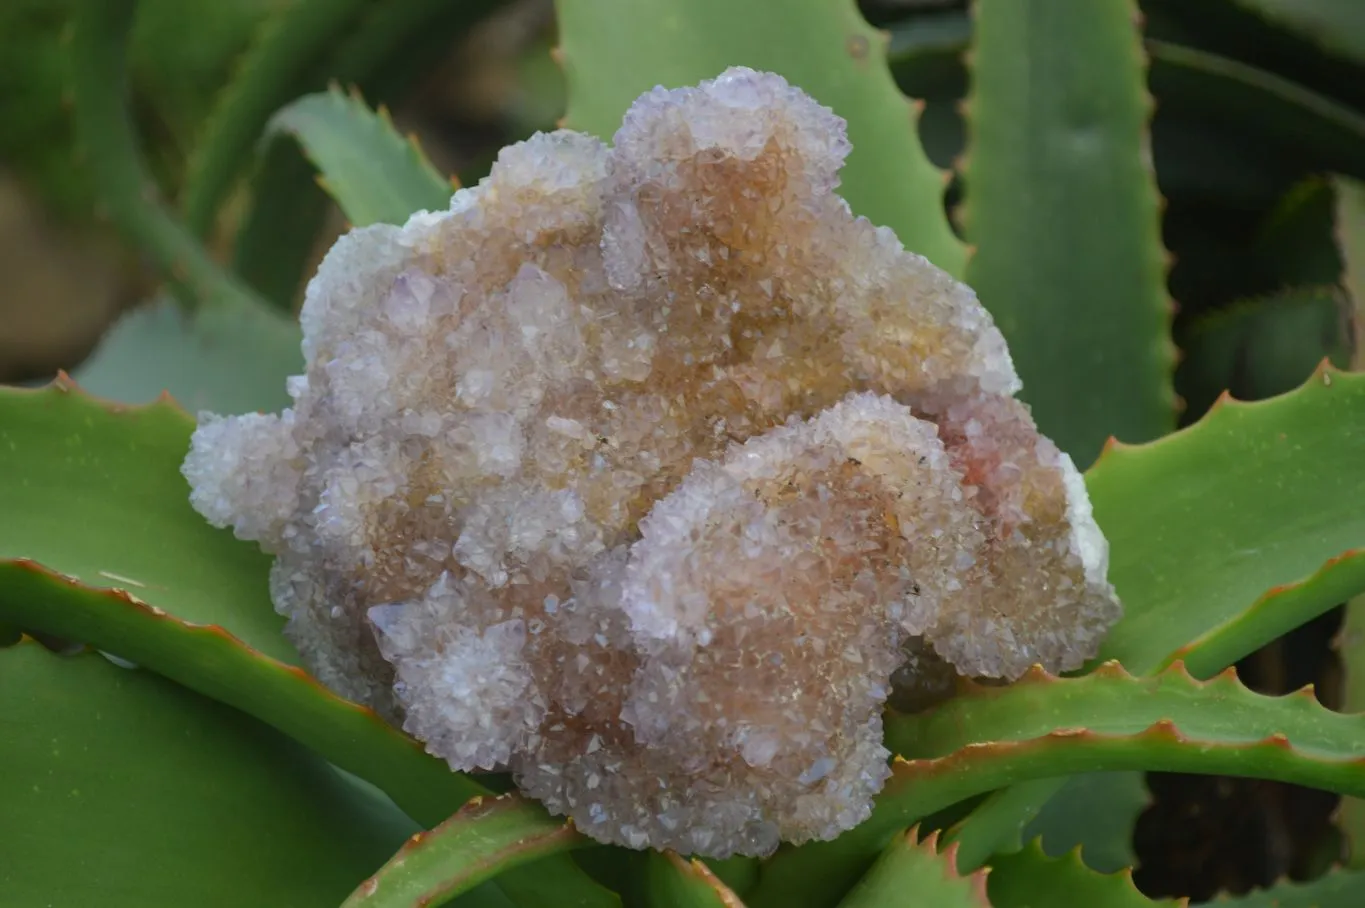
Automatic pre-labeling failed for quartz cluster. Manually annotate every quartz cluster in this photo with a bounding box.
[182,67,1121,858]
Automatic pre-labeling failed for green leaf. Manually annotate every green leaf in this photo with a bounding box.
[179,0,372,236]
[1020,772,1149,874]
[1204,868,1365,906]
[72,296,302,412]
[0,639,415,906]
[987,840,1179,908]
[341,794,606,908]
[646,852,748,908]
[1175,287,1352,419]
[750,663,1365,908]
[0,379,288,659]
[834,830,990,908]
[1228,0,1365,66]
[265,86,452,228]
[960,0,1174,465]
[1089,364,1365,676]
[70,0,273,315]
[554,0,966,276]
[885,661,1361,763]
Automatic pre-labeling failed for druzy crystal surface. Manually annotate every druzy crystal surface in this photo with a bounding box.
[182,67,1121,858]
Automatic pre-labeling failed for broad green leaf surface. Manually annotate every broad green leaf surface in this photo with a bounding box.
[885,661,1364,761]
[752,694,1365,908]
[0,640,415,906]
[265,87,453,229]
[1230,0,1365,66]
[0,561,485,830]
[987,841,1178,908]
[646,852,747,908]
[73,296,301,412]
[555,0,966,276]
[0,380,288,659]
[1338,175,1365,865]
[1090,365,1365,674]
[1176,288,1351,419]
[834,831,989,908]
[1205,868,1365,906]
[342,794,607,908]
[1019,772,1149,874]
[961,0,1174,465]
[179,0,371,236]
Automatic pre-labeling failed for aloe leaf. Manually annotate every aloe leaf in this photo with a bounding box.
[69,0,270,315]
[960,0,1173,465]
[72,296,301,412]
[645,852,748,908]
[1090,364,1365,676]
[179,0,371,236]
[1175,287,1352,419]
[1334,174,1365,866]
[885,661,1360,761]
[554,0,966,276]
[341,794,608,908]
[1019,772,1150,874]
[1203,868,1365,906]
[0,379,287,657]
[231,0,506,307]
[751,663,1365,908]
[264,86,452,228]
[1227,0,1365,66]
[0,639,415,906]
[987,840,1180,908]
[833,830,990,908]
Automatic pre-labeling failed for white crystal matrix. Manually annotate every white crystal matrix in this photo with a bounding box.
[182,67,1121,858]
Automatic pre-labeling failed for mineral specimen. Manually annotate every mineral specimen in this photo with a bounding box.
[182,66,1121,858]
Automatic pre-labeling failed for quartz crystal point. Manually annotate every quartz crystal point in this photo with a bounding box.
[182,66,1121,858]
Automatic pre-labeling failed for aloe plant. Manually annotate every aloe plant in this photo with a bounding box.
[5,0,1365,905]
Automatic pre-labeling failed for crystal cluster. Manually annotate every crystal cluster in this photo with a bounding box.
[182,67,1120,858]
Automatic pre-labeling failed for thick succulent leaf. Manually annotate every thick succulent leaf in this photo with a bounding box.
[1228,0,1365,66]
[1019,772,1149,874]
[646,852,747,908]
[264,86,453,229]
[72,296,301,412]
[179,0,371,236]
[1090,364,1365,675]
[1335,174,1365,865]
[885,661,1360,760]
[0,639,415,906]
[1202,869,1365,906]
[752,662,1365,908]
[0,378,288,658]
[554,0,966,276]
[834,830,990,908]
[342,794,607,908]
[960,0,1174,466]
[1175,287,1351,419]
[987,840,1181,908]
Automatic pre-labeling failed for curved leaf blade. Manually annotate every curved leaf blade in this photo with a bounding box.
[987,840,1181,908]
[753,661,1365,908]
[834,829,990,908]
[554,0,966,275]
[0,639,415,907]
[1228,0,1365,66]
[1206,868,1365,906]
[0,379,289,658]
[1090,364,1365,675]
[265,86,452,229]
[647,852,747,908]
[1019,772,1149,874]
[961,0,1174,465]
[342,794,600,908]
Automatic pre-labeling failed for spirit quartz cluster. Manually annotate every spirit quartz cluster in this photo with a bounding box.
[183,68,1121,858]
